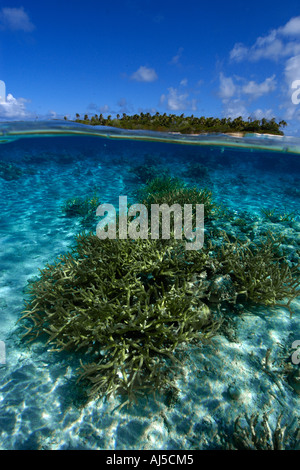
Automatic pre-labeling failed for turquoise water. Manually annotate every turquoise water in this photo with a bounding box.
[0,121,299,450]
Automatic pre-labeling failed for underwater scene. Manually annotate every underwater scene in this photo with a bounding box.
[0,121,299,450]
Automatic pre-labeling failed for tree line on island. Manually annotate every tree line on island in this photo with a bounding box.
[65,112,288,135]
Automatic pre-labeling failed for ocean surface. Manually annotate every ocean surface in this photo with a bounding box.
[0,121,299,450]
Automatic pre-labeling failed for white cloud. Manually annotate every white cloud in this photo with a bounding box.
[117,97,132,114]
[227,16,300,132]
[0,7,35,32]
[84,104,114,116]
[0,93,31,120]
[99,104,111,113]
[229,43,249,62]
[222,99,248,120]
[219,73,277,102]
[160,87,196,111]
[180,78,188,86]
[279,17,300,36]
[190,99,197,111]
[130,66,158,82]
[219,73,236,99]
[218,73,277,121]
[252,39,286,61]
[242,75,277,98]
[250,108,274,120]
[231,36,289,62]
[169,47,184,65]
[230,16,300,62]
[284,54,300,85]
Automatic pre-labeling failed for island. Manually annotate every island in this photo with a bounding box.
[66,112,288,136]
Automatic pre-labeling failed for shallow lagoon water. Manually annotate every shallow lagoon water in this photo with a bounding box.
[0,121,299,450]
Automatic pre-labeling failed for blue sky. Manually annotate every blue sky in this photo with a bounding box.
[1,1,300,134]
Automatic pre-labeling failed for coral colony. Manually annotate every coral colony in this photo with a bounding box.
[19,176,300,405]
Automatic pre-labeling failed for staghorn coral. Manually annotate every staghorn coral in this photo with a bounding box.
[261,208,297,224]
[20,233,219,404]
[227,411,300,450]
[129,162,169,184]
[211,232,300,315]
[20,178,300,404]
[136,175,220,220]
[61,193,101,230]
[135,175,185,200]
